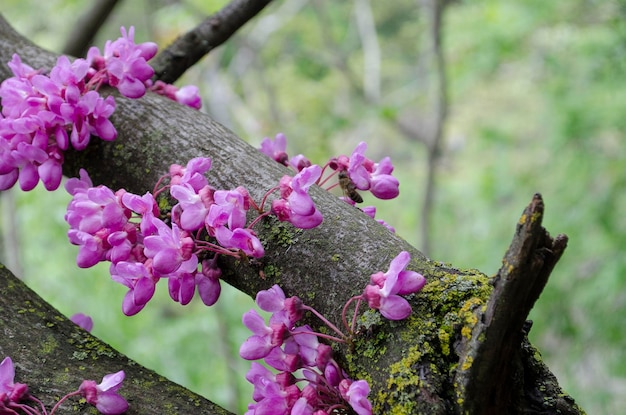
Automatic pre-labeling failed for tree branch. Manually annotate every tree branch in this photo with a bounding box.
[0,266,233,415]
[151,0,274,84]
[62,0,121,57]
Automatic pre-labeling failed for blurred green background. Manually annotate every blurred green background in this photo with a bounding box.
[1,0,625,413]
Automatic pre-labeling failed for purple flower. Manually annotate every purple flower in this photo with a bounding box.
[259,133,289,165]
[346,141,399,200]
[240,309,287,360]
[167,256,199,305]
[196,259,222,306]
[288,154,312,172]
[110,261,157,316]
[170,183,213,231]
[89,26,157,98]
[363,251,426,320]
[174,85,202,109]
[209,188,249,231]
[369,157,399,199]
[143,218,195,275]
[340,379,372,415]
[255,284,303,327]
[0,52,119,192]
[150,81,202,109]
[65,175,135,268]
[79,370,128,415]
[271,165,323,229]
[0,357,28,404]
[65,173,131,268]
[169,156,212,191]
[121,191,160,236]
[70,313,94,332]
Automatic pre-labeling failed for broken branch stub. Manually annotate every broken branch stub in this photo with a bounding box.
[454,193,570,414]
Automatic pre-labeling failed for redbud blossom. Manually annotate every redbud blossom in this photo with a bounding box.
[87,26,157,99]
[272,165,323,229]
[347,141,400,200]
[70,313,94,332]
[363,251,426,320]
[0,357,29,405]
[79,370,128,415]
[259,132,289,166]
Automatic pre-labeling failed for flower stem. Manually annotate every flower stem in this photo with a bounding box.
[302,305,347,339]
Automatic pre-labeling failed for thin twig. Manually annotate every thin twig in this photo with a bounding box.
[62,0,121,57]
[151,0,274,84]
[417,0,448,256]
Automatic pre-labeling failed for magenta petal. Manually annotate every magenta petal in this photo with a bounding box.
[39,158,62,190]
[196,274,221,306]
[242,309,270,335]
[133,277,155,306]
[98,371,125,392]
[379,295,411,320]
[396,270,426,295]
[255,285,286,312]
[122,290,145,316]
[0,357,15,391]
[18,162,40,191]
[239,336,273,360]
[95,392,129,415]
[0,170,19,190]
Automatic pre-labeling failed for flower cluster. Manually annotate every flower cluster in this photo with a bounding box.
[64,156,325,315]
[241,251,425,414]
[0,26,201,192]
[240,285,373,415]
[331,141,399,200]
[0,356,127,415]
[259,133,399,231]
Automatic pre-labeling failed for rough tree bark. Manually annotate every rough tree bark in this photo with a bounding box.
[0,15,585,415]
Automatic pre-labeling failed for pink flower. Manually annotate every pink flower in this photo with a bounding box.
[346,141,399,200]
[259,133,289,166]
[143,218,195,275]
[110,261,157,316]
[170,183,214,231]
[149,81,202,109]
[196,259,222,306]
[255,284,303,327]
[240,309,287,360]
[363,251,426,320]
[70,313,94,332]
[340,379,372,415]
[272,165,323,229]
[65,172,132,268]
[90,26,157,98]
[79,370,128,415]
[0,357,29,404]
[169,157,212,191]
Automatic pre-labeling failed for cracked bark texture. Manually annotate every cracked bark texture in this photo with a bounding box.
[0,15,585,415]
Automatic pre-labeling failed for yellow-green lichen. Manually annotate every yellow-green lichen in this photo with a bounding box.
[262,218,302,248]
[41,334,59,354]
[461,355,473,371]
[262,264,282,279]
[367,264,493,412]
[438,328,451,356]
